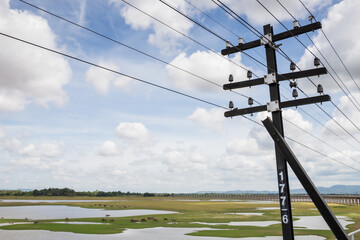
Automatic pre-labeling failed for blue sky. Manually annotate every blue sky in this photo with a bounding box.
[0,0,359,193]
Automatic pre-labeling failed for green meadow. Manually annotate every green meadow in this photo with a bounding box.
[0,197,359,239]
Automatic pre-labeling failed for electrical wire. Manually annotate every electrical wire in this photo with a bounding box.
[259,0,360,112]
[286,136,360,173]
[0,32,227,110]
[157,0,268,72]
[298,0,360,92]
[254,0,360,138]
[119,0,252,76]
[281,93,359,151]
[18,0,255,103]
[283,118,360,166]
[8,1,360,176]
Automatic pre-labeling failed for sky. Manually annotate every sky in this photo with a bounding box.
[0,0,359,193]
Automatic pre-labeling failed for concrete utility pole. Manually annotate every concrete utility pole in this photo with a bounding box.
[221,21,349,240]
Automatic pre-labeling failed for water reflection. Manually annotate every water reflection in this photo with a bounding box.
[0,199,122,203]
[0,205,176,220]
[0,228,325,240]
[294,216,354,230]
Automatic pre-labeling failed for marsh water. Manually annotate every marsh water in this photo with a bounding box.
[0,202,352,240]
[0,205,176,219]
[0,228,326,240]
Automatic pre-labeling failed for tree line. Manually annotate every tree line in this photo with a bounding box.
[0,188,164,197]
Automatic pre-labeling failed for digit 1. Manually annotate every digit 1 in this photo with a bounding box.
[279,171,284,181]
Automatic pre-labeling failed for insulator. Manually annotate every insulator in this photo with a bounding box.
[247,70,252,79]
[290,62,296,71]
[293,20,299,29]
[292,89,298,98]
[238,37,244,45]
[228,74,233,82]
[309,15,314,23]
[289,81,297,88]
[314,57,320,67]
[248,97,253,106]
[229,101,234,109]
[226,41,231,48]
[317,84,323,94]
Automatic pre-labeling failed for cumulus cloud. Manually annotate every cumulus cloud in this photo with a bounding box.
[97,140,120,156]
[109,0,193,55]
[167,51,245,92]
[188,107,225,132]
[324,93,360,136]
[226,137,261,155]
[0,0,71,111]
[0,125,5,138]
[86,59,130,94]
[221,0,331,26]
[116,122,149,141]
[18,142,63,158]
[297,0,360,93]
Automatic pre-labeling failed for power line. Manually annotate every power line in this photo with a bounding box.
[169,0,360,153]
[157,0,268,72]
[298,0,360,93]
[185,0,266,64]
[215,0,360,145]
[254,0,360,139]
[283,118,360,166]
[18,0,254,103]
[119,0,252,76]
[281,93,359,151]
[286,136,360,173]
[259,0,360,112]
[0,32,227,110]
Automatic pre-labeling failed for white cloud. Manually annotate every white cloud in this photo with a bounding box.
[116,122,149,141]
[167,51,245,92]
[18,142,62,158]
[0,0,71,111]
[86,60,130,94]
[0,124,5,138]
[226,137,260,155]
[218,0,331,26]
[188,107,225,132]
[97,140,120,156]
[109,0,193,55]
[3,137,22,152]
[283,109,313,136]
[324,93,360,136]
[297,0,360,93]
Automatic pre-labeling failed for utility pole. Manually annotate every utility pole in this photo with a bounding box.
[221,21,349,240]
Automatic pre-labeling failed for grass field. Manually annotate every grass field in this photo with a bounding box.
[0,197,359,239]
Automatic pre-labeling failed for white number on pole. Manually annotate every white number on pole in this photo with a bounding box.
[279,171,284,181]
[282,214,288,224]
[279,183,285,193]
[280,196,286,206]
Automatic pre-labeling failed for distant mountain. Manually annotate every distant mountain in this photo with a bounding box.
[197,185,360,195]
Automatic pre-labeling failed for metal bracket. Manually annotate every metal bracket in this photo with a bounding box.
[264,73,277,84]
[260,33,272,45]
[267,100,280,112]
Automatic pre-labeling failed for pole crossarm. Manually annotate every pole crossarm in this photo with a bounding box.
[221,22,322,55]
[225,95,330,117]
[223,67,327,90]
[262,117,350,240]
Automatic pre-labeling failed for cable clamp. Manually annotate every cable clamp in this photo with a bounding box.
[260,33,272,46]
[267,100,280,112]
[264,73,277,85]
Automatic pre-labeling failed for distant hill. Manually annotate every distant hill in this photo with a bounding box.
[197,185,360,195]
